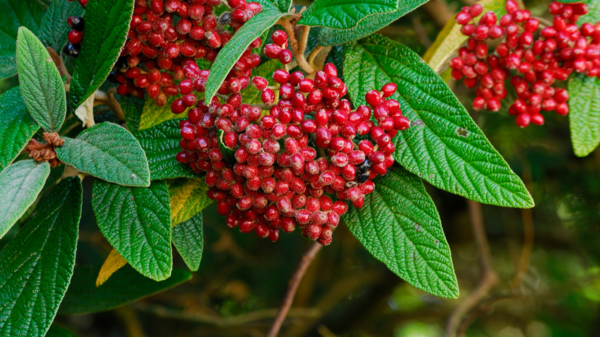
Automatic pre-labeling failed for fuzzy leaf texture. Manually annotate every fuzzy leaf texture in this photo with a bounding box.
[134,119,196,180]
[317,0,426,45]
[204,0,292,103]
[169,178,212,226]
[578,0,600,24]
[172,212,204,272]
[92,180,173,281]
[344,35,534,208]
[343,167,458,298]
[0,0,46,80]
[40,0,85,52]
[121,96,145,133]
[69,0,134,110]
[568,75,600,156]
[423,0,506,73]
[0,160,50,239]
[299,0,398,29]
[0,87,40,171]
[55,122,151,187]
[59,265,191,315]
[16,27,67,132]
[0,177,82,337]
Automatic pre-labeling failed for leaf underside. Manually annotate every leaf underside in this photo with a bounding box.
[568,75,600,157]
[0,177,82,337]
[55,122,151,187]
[0,160,50,239]
[59,265,191,315]
[343,35,534,209]
[16,27,67,132]
[92,180,173,281]
[343,167,459,298]
[0,87,40,171]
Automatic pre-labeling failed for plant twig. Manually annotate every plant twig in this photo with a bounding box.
[134,303,320,327]
[456,293,514,336]
[47,47,71,83]
[278,17,316,74]
[511,157,534,291]
[307,46,324,68]
[266,242,322,337]
[444,200,498,337]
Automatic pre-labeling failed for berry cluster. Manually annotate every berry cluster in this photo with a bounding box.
[106,0,263,107]
[67,0,88,8]
[64,16,84,58]
[451,0,597,127]
[175,32,410,245]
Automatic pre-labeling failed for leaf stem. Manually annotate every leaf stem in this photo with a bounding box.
[278,17,316,74]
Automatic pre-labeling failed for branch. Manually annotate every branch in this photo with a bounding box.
[278,17,316,74]
[134,303,320,327]
[444,200,498,337]
[510,157,534,291]
[266,242,322,337]
[47,47,71,84]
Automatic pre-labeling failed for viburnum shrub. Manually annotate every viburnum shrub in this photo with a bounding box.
[450,0,596,127]
[3,0,600,335]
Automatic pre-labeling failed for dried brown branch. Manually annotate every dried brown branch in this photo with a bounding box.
[266,242,322,337]
[444,200,498,337]
[47,47,71,84]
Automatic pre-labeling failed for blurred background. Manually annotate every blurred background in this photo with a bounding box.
[3,0,600,336]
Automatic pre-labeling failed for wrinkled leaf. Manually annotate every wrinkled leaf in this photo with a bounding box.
[0,177,82,337]
[134,119,196,180]
[423,0,505,73]
[16,27,67,132]
[0,160,50,238]
[173,212,204,272]
[0,87,39,171]
[92,180,172,281]
[344,35,533,208]
[0,0,46,80]
[56,122,151,187]
[343,167,458,298]
[169,178,212,227]
[69,0,135,110]
[299,0,398,29]
[40,0,84,52]
[59,265,191,315]
[205,0,291,103]
[317,0,427,46]
[568,74,600,157]
[578,0,600,24]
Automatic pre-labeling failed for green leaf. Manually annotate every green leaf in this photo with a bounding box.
[205,0,291,103]
[578,1,600,27]
[423,0,505,73]
[298,0,398,29]
[92,180,172,281]
[0,86,40,171]
[169,178,212,227]
[16,27,67,132]
[0,160,50,239]
[317,0,427,46]
[69,0,135,110]
[46,325,77,337]
[568,75,600,157]
[0,177,82,337]
[59,265,191,315]
[344,35,534,208]
[218,129,237,165]
[173,212,204,272]
[56,122,151,187]
[0,0,46,80]
[343,167,458,298]
[139,94,189,131]
[134,119,196,181]
[40,0,84,52]
[121,96,145,133]
[324,45,344,80]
